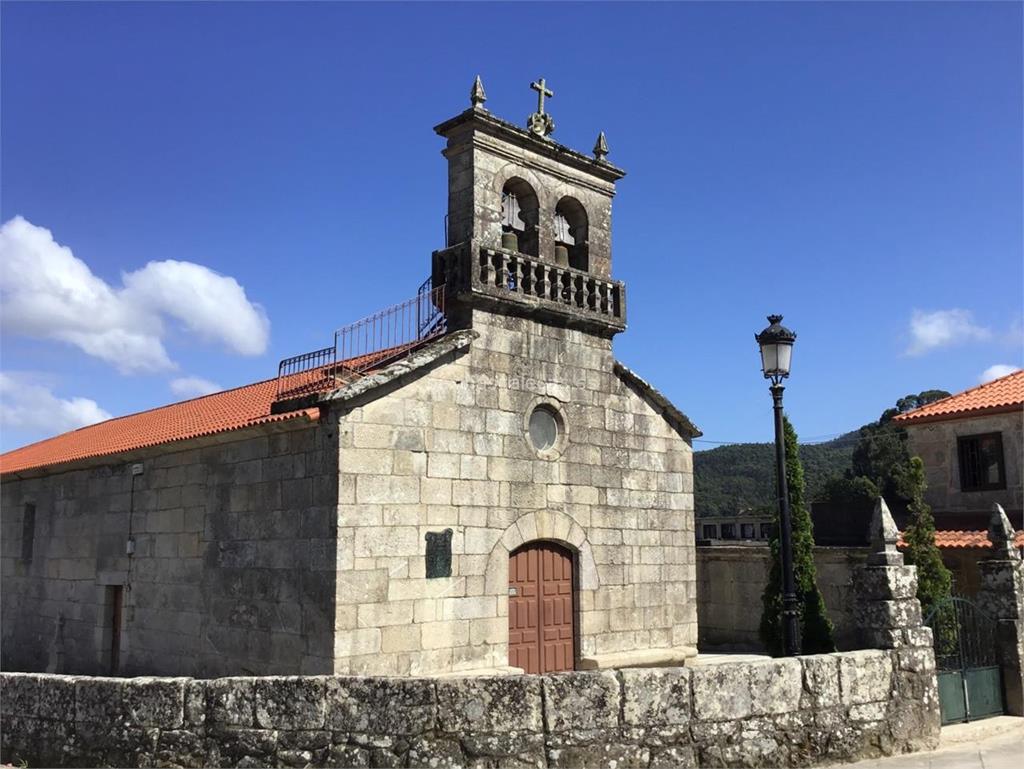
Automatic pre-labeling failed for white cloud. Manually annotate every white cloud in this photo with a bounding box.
[979,364,1020,383]
[0,372,112,436]
[906,309,992,356]
[0,216,270,373]
[170,376,222,398]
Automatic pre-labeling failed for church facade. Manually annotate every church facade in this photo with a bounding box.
[0,79,700,678]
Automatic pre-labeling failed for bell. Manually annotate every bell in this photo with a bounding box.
[554,244,570,268]
[501,231,519,251]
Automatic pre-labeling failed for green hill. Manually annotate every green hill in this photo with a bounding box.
[694,431,858,516]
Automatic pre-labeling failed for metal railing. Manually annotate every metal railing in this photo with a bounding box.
[275,280,446,400]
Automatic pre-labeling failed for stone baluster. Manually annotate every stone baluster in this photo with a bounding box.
[481,250,495,286]
[535,263,548,299]
[498,252,510,289]
[579,276,590,311]
[977,503,1024,715]
[511,258,522,293]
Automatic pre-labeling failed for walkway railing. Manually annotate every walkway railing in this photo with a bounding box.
[275,280,446,400]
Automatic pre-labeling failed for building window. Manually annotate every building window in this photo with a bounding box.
[702,524,718,539]
[740,523,755,539]
[524,399,567,459]
[759,523,773,540]
[529,407,559,451]
[21,503,36,563]
[957,432,1006,491]
[720,523,736,540]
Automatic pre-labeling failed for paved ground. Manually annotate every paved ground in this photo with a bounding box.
[843,717,1024,769]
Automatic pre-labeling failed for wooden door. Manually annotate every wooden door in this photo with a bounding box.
[508,541,575,674]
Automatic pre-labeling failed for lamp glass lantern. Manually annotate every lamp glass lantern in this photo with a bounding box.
[756,314,797,384]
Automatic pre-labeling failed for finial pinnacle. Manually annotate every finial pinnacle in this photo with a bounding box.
[593,131,609,161]
[470,75,487,109]
[988,503,1018,559]
[868,496,903,566]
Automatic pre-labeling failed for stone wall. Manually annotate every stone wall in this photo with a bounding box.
[329,310,696,675]
[696,545,867,651]
[904,411,1023,515]
[0,647,940,769]
[0,421,339,677]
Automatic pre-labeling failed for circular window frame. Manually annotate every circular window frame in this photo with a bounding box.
[523,397,568,460]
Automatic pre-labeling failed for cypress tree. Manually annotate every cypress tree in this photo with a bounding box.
[900,456,953,619]
[759,416,837,656]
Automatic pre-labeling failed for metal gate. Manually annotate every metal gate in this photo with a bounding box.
[925,597,1004,724]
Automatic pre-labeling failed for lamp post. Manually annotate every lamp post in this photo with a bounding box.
[756,314,801,657]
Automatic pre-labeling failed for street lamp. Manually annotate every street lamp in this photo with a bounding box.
[756,314,801,657]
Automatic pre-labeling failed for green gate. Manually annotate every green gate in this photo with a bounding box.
[925,597,1005,724]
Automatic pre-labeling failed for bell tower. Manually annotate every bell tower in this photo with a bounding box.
[432,77,628,337]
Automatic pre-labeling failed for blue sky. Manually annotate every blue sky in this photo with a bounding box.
[1,1,1021,452]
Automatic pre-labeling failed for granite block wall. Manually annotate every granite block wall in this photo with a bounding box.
[0,648,940,769]
[330,310,696,675]
[1,421,338,677]
[696,545,867,651]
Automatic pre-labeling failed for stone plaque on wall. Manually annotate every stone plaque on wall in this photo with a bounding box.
[425,529,453,578]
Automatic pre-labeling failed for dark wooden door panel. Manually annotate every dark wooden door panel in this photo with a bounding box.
[508,541,575,674]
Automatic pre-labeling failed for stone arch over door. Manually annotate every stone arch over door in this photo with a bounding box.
[484,510,599,596]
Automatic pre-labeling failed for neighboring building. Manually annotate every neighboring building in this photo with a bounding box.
[695,512,774,544]
[893,370,1023,525]
[0,78,700,679]
[893,370,1024,596]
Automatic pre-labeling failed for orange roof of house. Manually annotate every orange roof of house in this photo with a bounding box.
[893,369,1024,425]
[0,349,394,476]
[898,529,1024,550]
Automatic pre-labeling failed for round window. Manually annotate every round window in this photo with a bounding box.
[528,406,559,451]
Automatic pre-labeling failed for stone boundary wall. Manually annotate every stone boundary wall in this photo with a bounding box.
[1,648,939,768]
[697,545,867,652]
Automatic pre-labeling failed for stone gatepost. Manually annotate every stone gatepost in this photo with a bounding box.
[854,498,929,650]
[976,503,1024,716]
[853,497,941,749]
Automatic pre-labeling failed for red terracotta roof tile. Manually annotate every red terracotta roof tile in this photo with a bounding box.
[0,350,388,476]
[898,529,1024,550]
[893,370,1024,424]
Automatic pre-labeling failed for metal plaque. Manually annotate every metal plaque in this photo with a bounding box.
[425,528,453,579]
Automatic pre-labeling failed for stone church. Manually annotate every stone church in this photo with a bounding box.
[0,78,700,678]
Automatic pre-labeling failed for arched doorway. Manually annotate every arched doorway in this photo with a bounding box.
[508,541,575,674]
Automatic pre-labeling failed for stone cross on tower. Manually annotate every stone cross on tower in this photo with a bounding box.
[527,77,555,137]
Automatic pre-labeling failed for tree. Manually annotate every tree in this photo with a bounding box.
[843,389,952,504]
[901,456,953,618]
[828,389,954,617]
[760,416,836,656]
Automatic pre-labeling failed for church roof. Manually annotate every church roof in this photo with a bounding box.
[2,334,702,475]
[0,351,382,477]
[892,369,1024,425]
